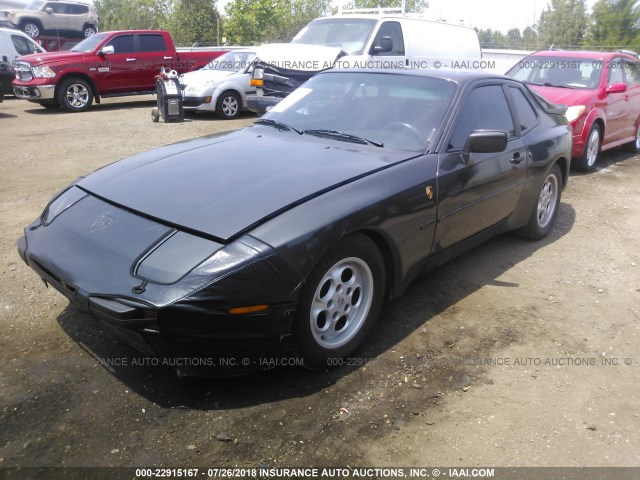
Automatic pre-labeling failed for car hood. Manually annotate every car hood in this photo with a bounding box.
[527,85,594,106]
[181,69,236,85]
[15,50,86,65]
[78,127,413,241]
[254,43,344,71]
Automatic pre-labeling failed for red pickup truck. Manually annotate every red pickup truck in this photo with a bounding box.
[12,30,224,112]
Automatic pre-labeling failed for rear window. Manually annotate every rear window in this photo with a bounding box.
[139,34,167,52]
[507,56,603,90]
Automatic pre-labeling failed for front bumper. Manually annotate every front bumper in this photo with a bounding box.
[13,84,56,100]
[19,233,298,376]
[246,94,281,114]
[182,94,214,111]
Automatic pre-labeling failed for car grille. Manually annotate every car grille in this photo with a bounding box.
[263,81,296,94]
[13,61,33,81]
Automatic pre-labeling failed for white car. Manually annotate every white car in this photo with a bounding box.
[181,49,256,119]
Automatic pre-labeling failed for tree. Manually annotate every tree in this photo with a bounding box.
[585,0,640,51]
[94,0,170,31]
[506,28,522,49]
[339,0,429,13]
[168,0,221,45]
[521,26,538,50]
[224,0,330,45]
[536,0,588,49]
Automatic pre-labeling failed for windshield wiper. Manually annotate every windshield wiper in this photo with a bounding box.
[303,129,383,148]
[527,81,573,89]
[254,118,302,135]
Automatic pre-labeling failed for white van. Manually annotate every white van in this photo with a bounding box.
[247,12,481,113]
[0,27,45,94]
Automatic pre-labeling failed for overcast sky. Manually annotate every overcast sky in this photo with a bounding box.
[0,0,601,35]
[216,0,601,34]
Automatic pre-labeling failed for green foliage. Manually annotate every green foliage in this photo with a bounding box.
[339,0,429,13]
[224,0,330,45]
[536,0,588,49]
[94,0,171,31]
[585,0,640,51]
[168,0,221,45]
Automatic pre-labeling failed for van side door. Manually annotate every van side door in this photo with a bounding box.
[366,21,406,68]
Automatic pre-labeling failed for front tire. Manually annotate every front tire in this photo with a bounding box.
[21,21,41,38]
[572,123,600,172]
[216,91,241,119]
[518,164,562,240]
[57,77,93,112]
[82,24,97,38]
[294,234,385,370]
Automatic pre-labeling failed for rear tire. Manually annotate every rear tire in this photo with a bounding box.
[623,124,640,153]
[294,234,385,370]
[572,123,600,172]
[57,77,93,112]
[518,164,562,240]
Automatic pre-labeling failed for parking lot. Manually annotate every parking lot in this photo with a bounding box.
[0,95,639,471]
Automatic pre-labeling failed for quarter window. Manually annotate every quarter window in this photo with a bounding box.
[448,85,515,151]
[509,87,537,133]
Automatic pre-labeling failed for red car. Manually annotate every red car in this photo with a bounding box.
[507,50,640,171]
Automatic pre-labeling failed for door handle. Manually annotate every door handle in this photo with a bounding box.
[126,58,137,62]
[510,152,523,164]
[164,56,173,60]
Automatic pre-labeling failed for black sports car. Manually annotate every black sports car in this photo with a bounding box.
[17,69,572,376]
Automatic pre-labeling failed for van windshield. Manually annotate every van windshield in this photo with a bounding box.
[291,18,377,55]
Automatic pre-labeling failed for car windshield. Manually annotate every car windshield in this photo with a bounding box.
[70,32,109,52]
[25,0,44,10]
[291,18,377,55]
[507,56,603,90]
[261,71,457,152]
[203,51,255,72]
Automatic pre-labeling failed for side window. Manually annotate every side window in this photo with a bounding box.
[448,85,515,151]
[608,59,624,84]
[46,3,66,14]
[509,87,537,133]
[106,35,136,54]
[372,21,405,56]
[139,34,167,53]
[68,4,87,14]
[11,35,39,55]
[623,61,640,86]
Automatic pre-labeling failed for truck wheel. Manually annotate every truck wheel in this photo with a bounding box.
[216,91,241,120]
[21,21,41,38]
[82,24,97,38]
[151,107,160,123]
[57,78,93,112]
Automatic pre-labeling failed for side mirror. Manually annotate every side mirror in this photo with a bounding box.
[371,36,393,55]
[45,7,53,13]
[99,45,114,55]
[465,130,508,154]
[605,82,627,94]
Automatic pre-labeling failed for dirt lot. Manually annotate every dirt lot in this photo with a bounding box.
[0,95,639,475]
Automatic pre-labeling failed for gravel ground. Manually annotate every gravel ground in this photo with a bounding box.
[0,95,639,477]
